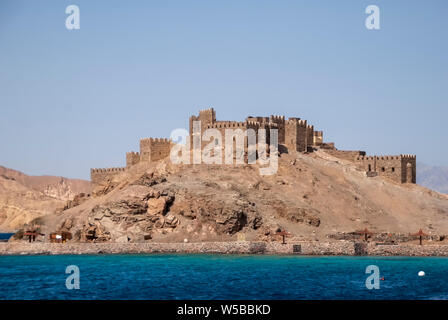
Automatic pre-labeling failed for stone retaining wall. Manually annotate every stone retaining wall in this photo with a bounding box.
[0,241,354,256]
[1,241,447,256]
[367,243,448,256]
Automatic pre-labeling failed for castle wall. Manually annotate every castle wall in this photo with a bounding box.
[269,115,285,145]
[376,156,403,182]
[297,120,308,152]
[140,138,171,162]
[320,142,335,149]
[313,131,323,146]
[190,110,283,161]
[307,125,314,149]
[189,108,216,136]
[285,118,308,152]
[355,156,376,172]
[246,116,269,123]
[355,155,416,184]
[245,115,285,145]
[126,152,140,168]
[204,121,254,163]
[401,155,416,183]
[150,139,171,161]
[198,120,281,164]
[90,167,126,185]
[189,108,216,150]
[323,149,366,162]
[285,119,297,152]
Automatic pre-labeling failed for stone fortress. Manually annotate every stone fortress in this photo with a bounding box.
[91,108,416,186]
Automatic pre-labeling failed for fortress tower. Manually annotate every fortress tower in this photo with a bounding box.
[140,138,171,162]
[189,108,216,136]
[354,154,416,183]
[285,118,308,152]
[126,152,140,168]
[269,115,286,145]
[313,131,323,146]
[307,125,314,151]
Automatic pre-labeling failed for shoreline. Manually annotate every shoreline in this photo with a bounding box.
[2,241,448,256]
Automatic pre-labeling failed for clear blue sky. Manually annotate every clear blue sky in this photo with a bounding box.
[0,0,447,180]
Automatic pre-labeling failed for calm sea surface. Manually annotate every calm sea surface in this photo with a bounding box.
[0,254,447,300]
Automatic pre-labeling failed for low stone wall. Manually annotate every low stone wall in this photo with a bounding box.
[329,232,445,243]
[0,241,352,256]
[1,241,447,256]
[321,149,365,162]
[367,243,448,256]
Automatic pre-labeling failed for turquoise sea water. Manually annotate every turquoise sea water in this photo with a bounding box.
[0,254,447,300]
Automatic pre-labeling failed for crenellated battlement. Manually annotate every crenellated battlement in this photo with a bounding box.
[270,115,285,121]
[356,155,416,161]
[378,156,400,160]
[226,120,278,129]
[198,107,215,114]
[356,156,377,161]
[246,116,269,123]
[140,137,171,144]
[206,121,247,129]
[126,151,140,168]
[286,118,307,126]
[356,155,400,161]
[90,167,126,185]
[140,137,172,162]
[306,124,314,148]
[246,121,262,127]
[90,167,126,173]
[197,108,216,124]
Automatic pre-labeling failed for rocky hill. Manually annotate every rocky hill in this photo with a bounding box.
[0,166,91,232]
[34,150,448,243]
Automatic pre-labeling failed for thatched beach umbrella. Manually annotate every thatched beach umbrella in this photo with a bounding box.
[357,228,373,242]
[24,225,43,242]
[410,229,428,245]
[276,230,291,244]
[23,231,39,242]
